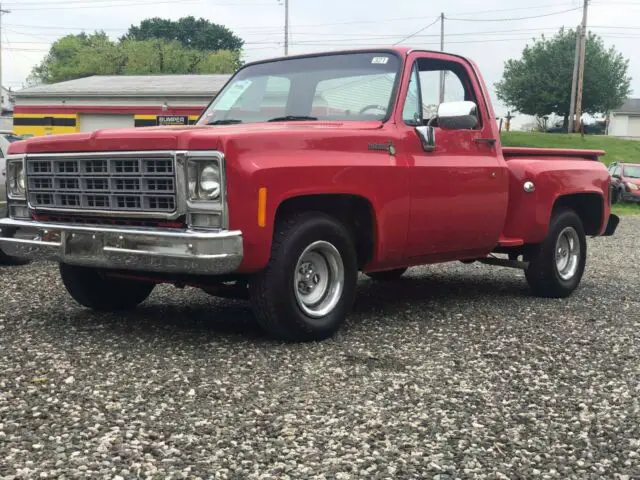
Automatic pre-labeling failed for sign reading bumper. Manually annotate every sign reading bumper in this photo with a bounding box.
[0,218,243,275]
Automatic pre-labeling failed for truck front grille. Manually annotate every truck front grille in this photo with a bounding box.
[26,155,177,214]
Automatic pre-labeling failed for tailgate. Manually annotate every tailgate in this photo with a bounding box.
[502,146,605,161]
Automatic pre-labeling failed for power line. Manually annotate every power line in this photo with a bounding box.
[5,0,161,4]
[8,0,205,10]
[0,4,585,34]
[9,1,275,10]
[448,7,582,22]
[2,47,48,52]
[8,28,640,48]
[446,2,577,17]
[8,24,611,39]
[4,33,637,55]
[393,16,440,45]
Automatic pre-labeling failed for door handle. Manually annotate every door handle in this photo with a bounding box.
[474,138,497,146]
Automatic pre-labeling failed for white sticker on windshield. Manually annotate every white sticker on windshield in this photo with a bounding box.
[371,56,389,64]
[215,80,252,111]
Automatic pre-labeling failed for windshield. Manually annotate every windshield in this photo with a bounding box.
[623,165,640,178]
[198,51,401,125]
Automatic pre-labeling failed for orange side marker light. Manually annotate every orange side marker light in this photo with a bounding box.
[257,187,267,227]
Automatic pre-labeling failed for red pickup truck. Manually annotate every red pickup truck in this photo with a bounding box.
[1,47,619,341]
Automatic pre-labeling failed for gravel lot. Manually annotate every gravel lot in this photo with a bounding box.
[1,217,639,480]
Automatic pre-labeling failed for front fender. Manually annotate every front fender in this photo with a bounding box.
[227,164,410,273]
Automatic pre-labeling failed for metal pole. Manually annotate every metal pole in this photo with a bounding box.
[439,12,445,104]
[284,0,289,56]
[568,25,581,133]
[0,3,9,110]
[574,0,589,132]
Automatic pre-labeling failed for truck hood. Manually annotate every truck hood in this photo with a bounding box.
[8,121,383,155]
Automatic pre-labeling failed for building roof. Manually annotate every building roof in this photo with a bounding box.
[15,74,232,98]
[612,98,640,115]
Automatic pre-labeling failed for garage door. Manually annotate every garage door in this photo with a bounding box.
[79,114,135,132]
[628,116,640,138]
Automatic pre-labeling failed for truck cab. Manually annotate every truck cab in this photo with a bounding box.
[1,47,619,341]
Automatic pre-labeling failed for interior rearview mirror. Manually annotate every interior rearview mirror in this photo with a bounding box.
[437,100,478,130]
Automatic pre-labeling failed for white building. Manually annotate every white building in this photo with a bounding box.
[607,98,640,139]
[12,74,231,137]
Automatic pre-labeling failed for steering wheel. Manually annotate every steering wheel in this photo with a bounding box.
[358,104,387,115]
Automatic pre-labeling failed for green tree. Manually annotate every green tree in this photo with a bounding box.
[495,28,631,129]
[30,32,123,84]
[119,39,241,74]
[121,16,243,52]
[30,33,242,84]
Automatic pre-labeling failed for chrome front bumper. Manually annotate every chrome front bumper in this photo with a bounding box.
[0,218,243,275]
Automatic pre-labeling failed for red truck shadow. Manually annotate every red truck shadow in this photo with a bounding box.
[57,270,535,343]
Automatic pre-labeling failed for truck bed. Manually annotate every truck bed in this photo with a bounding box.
[502,146,605,162]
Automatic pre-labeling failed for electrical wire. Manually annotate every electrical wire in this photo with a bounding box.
[445,2,577,17]
[0,5,583,33]
[447,7,582,22]
[394,17,441,46]
[8,0,204,11]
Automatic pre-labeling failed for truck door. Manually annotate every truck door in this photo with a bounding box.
[400,53,509,260]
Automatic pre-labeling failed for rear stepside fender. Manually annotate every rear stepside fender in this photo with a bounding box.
[501,158,611,244]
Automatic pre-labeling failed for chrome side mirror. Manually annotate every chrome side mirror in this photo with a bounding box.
[416,126,435,152]
[437,100,478,130]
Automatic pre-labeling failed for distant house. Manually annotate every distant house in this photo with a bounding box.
[607,98,640,138]
[12,74,232,137]
[1,86,14,114]
[1,86,15,131]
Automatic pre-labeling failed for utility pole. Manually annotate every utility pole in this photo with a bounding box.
[439,12,445,104]
[0,3,10,110]
[574,0,589,132]
[284,0,289,56]
[568,25,581,133]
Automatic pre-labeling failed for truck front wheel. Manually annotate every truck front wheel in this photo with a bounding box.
[249,212,358,342]
[60,264,155,311]
[525,209,587,298]
[0,248,30,266]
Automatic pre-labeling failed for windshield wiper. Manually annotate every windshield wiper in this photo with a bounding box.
[267,115,318,122]
[205,119,243,125]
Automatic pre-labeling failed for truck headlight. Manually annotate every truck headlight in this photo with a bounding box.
[626,182,639,191]
[7,159,26,199]
[187,159,221,201]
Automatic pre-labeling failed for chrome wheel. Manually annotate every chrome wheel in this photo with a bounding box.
[293,240,344,318]
[555,226,580,280]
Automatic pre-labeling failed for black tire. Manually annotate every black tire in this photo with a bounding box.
[525,209,587,298]
[365,268,407,281]
[60,263,155,311]
[0,248,31,266]
[612,188,621,205]
[249,211,358,342]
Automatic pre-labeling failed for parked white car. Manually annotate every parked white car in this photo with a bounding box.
[0,130,30,265]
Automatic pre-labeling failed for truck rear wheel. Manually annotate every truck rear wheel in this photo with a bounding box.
[249,212,358,342]
[525,209,587,298]
[60,264,155,311]
[611,188,620,204]
[365,268,407,281]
